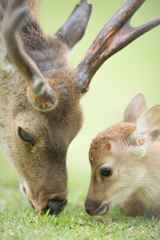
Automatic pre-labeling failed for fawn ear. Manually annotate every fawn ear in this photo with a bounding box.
[135,105,160,146]
[123,93,147,124]
[55,0,92,49]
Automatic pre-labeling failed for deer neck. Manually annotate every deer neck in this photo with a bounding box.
[121,141,160,218]
[137,141,160,207]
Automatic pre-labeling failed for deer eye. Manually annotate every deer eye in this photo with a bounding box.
[19,127,35,146]
[101,168,112,178]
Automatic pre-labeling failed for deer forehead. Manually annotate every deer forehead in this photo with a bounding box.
[89,123,136,166]
[28,37,72,78]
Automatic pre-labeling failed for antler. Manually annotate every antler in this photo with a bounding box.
[76,0,160,92]
[2,0,57,111]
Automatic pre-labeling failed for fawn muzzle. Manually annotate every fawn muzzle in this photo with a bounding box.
[85,199,109,216]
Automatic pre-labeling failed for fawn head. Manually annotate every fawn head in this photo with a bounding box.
[85,93,160,216]
[1,0,160,214]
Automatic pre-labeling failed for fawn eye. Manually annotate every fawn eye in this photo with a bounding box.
[101,168,112,178]
[19,127,35,146]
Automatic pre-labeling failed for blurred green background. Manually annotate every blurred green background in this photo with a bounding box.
[0,0,160,207]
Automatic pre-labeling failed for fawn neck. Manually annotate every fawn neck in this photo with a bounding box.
[122,141,160,218]
[138,141,160,203]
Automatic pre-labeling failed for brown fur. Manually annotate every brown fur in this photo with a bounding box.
[0,0,91,213]
[86,94,160,219]
[1,0,160,215]
[89,123,135,165]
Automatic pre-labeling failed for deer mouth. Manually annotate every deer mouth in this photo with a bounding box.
[43,198,68,215]
[20,183,68,214]
[94,204,109,216]
[85,202,109,216]
[31,196,68,215]
[85,200,109,216]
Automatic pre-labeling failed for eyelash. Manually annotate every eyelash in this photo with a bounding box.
[18,127,35,146]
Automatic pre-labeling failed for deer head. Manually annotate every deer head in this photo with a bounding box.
[1,0,160,214]
[85,93,160,217]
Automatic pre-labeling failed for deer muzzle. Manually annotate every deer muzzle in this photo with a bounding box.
[45,198,68,215]
[85,199,109,216]
[20,182,68,214]
[34,192,68,215]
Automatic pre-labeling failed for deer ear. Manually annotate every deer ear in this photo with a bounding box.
[135,105,160,146]
[55,0,92,49]
[103,142,112,155]
[123,93,147,124]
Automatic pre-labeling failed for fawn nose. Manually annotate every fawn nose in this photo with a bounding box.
[85,206,91,215]
[44,198,68,215]
[85,205,95,216]
[85,200,96,216]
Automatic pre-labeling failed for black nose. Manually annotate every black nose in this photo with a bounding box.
[44,198,68,215]
[85,199,100,216]
[85,206,91,215]
[85,205,95,216]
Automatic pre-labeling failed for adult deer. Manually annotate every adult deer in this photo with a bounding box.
[85,93,160,219]
[0,0,160,215]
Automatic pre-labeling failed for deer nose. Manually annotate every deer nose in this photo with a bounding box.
[85,199,100,216]
[85,205,96,216]
[44,198,68,215]
[85,205,91,215]
[85,203,95,216]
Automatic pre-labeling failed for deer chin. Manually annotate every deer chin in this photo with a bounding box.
[20,183,29,202]
[20,182,35,208]
[95,203,109,216]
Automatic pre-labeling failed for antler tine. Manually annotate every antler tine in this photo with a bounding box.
[2,0,57,111]
[76,0,160,91]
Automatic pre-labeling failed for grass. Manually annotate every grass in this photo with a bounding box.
[1,180,160,240]
[1,153,160,240]
[1,0,160,239]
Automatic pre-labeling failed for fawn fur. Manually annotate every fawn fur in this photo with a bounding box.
[86,93,160,219]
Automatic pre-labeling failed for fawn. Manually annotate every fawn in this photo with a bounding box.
[85,93,160,219]
[0,0,160,214]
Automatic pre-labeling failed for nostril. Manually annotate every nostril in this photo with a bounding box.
[45,198,68,215]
